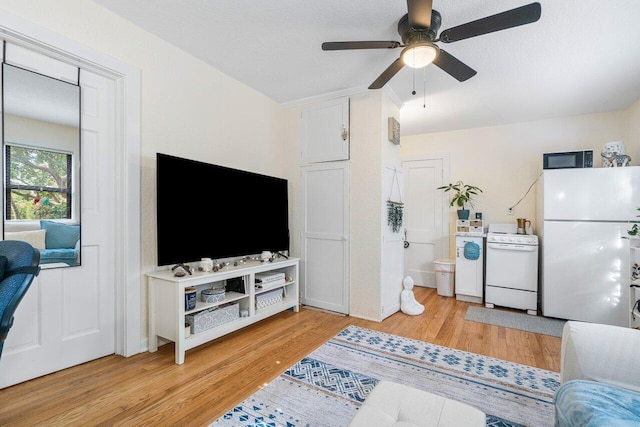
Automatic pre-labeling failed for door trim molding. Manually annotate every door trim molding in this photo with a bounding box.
[0,10,141,356]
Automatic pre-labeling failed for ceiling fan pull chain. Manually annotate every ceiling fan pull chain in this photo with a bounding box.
[423,67,426,108]
[412,67,416,95]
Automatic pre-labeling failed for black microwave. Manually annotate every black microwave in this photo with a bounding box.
[543,150,593,169]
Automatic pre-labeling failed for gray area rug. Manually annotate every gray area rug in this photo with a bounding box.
[465,305,566,337]
[212,325,560,427]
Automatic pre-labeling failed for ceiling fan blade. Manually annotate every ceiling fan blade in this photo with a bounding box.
[439,2,541,43]
[322,41,401,50]
[369,57,405,89]
[407,0,433,29]
[432,49,477,82]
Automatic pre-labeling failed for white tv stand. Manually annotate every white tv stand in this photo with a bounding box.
[147,257,299,364]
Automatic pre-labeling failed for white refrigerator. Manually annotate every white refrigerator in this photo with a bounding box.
[538,166,640,327]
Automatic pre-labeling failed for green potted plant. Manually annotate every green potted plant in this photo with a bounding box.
[438,181,483,220]
[628,207,640,236]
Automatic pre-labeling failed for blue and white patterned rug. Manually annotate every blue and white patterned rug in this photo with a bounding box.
[211,325,560,427]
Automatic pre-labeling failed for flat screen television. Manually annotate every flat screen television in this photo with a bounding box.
[156,153,289,266]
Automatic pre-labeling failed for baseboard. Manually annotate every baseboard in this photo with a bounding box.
[301,304,347,317]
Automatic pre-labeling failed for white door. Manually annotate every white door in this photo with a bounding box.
[402,155,450,287]
[0,56,116,388]
[301,97,349,164]
[301,162,349,314]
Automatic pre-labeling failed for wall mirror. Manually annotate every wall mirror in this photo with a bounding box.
[2,63,81,268]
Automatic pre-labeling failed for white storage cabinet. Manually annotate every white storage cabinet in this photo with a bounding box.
[148,258,299,364]
[301,97,349,164]
[455,234,484,303]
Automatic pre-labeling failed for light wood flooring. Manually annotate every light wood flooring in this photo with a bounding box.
[0,287,561,426]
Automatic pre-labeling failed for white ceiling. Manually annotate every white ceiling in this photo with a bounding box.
[94,0,640,136]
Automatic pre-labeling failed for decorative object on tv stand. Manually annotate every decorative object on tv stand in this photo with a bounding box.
[255,271,286,288]
[186,303,239,334]
[185,287,196,311]
[171,263,192,277]
[386,168,404,233]
[201,287,225,303]
[198,257,213,272]
[256,288,284,310]
[601,141,631,167]
[437,181,483,220]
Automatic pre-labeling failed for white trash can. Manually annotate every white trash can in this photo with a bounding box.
[434,259,455,297]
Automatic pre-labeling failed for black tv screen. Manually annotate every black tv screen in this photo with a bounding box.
[156,153,289,266]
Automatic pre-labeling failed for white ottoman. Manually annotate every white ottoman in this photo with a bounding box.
[348,381,485,427]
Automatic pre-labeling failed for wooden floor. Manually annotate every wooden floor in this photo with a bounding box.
[0,287,561,426]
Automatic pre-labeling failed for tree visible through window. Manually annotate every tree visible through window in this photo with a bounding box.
[5,145,72,220]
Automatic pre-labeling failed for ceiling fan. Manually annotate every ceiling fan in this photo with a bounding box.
[321,1,542,90]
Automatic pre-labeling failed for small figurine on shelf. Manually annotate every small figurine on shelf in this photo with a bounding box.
[171,264,193,277]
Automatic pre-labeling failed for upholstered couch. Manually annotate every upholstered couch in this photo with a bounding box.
[555,321,640,426]
[4,220,80,266]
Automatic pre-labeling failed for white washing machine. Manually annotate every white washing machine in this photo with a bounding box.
[485,223,539,315]
[455,233,484,304]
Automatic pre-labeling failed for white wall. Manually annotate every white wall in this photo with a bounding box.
[625,98,640,158]
[401,110,630,257]
[0,1,284,342]
[348,91,384,320]
[380,91,403,319]
[4,114,78,153]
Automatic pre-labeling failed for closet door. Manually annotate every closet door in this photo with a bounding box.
[301,97,349,163]
[301,162,349,314]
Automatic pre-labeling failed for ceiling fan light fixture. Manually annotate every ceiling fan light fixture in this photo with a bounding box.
[401,43,439,68]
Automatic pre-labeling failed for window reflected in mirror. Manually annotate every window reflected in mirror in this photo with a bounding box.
[2,63,81,268]
[6,145,73,220]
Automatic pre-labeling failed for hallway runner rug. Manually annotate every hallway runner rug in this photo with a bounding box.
[465,306,566,337]
[211,325,560,427]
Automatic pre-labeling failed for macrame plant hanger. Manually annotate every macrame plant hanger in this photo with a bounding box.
[387,169,404,233]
